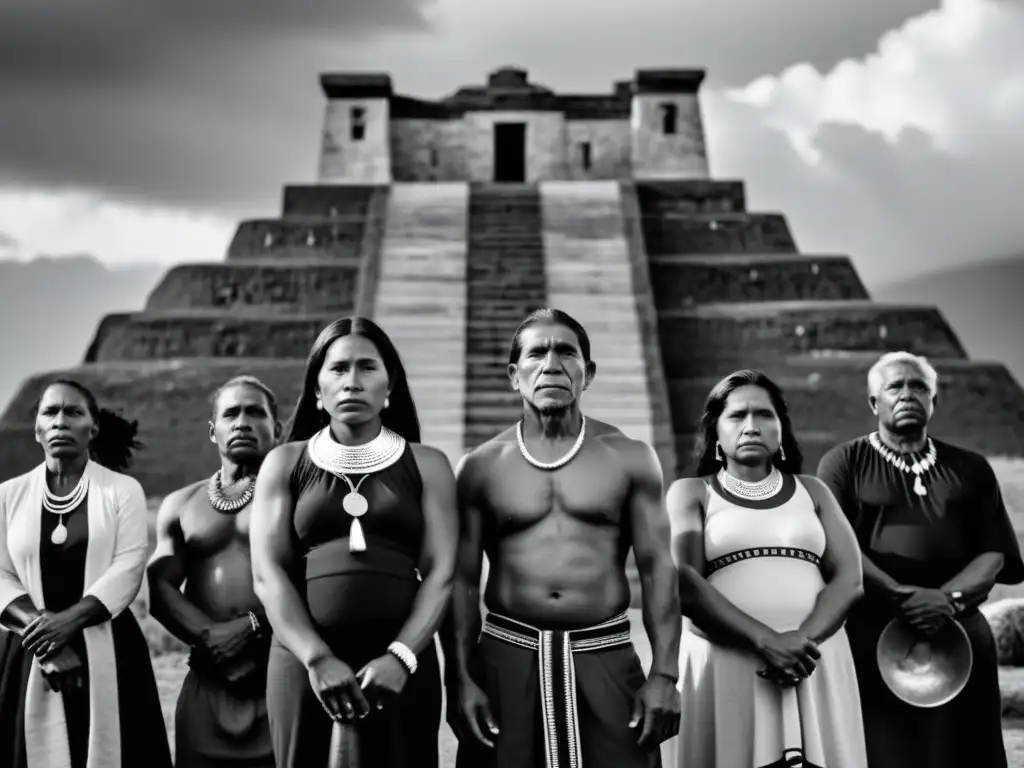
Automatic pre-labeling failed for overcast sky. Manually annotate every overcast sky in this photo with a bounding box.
[1,0,1022,285]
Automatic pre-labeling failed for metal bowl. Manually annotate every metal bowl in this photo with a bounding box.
[876,617,973,708]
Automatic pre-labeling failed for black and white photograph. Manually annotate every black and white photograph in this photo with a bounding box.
[1,1,1023,766]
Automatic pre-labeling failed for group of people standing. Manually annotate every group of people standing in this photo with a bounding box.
[0,308,1019,768]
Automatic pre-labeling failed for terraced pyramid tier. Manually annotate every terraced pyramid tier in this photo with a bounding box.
[145,258,363,315]
[639,212,799,256]
[657,300,968,377]
[281,184,383,218]
[0,359,308,495]
[633,180,748,214]
[667,353,1024,477]
[650,254,870,306]
[463,183,547,448]
[85,312,344,362]
[227,217,371,261]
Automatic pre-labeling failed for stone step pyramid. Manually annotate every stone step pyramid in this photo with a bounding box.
[2,67,1023,600]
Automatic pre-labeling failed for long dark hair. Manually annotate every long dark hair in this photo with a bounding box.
[285,317,421,443]
[690,369,803,477]
[35,378,142,472]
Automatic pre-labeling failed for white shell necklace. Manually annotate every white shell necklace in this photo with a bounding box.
[307,425,406,552]
[718,465,783,500]
[43,474,89,545]
[207,470,255,513]
[869,431,937,497]
[516,416,587,471]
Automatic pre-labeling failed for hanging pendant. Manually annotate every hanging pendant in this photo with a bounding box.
[913,475,927,497]
[51,521,68,545]
[343,492,368,517]
[349,518,367,552]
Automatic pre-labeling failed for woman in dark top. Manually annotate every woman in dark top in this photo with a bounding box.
[0,379,172,768]
[250,316,458,768]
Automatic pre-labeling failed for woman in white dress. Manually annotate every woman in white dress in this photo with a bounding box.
[662,369,868,768]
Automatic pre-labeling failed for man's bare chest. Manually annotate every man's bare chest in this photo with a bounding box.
[484,457,631,529]
[181,498,252,554]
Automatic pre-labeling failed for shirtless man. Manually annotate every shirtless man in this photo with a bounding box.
[146,375,282,767]
[444,308,681,768]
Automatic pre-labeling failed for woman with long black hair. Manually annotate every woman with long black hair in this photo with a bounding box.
[661,369,867,768]
[0,378,172,768]
[250,317,458,768]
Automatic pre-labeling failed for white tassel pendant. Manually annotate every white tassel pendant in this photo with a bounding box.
[349,518,367,552]
[913,475,928,497]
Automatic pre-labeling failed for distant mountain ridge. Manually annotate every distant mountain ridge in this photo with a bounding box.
[870,255,1024,389]
[0,255,164,414]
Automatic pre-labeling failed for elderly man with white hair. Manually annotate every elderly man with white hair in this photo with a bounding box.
[816,350,1024,768]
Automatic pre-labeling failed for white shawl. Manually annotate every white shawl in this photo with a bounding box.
[0,460,150,768]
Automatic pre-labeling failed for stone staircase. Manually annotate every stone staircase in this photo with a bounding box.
[371,183,470,466]
[540,181,656,448]
[463,183,548,449]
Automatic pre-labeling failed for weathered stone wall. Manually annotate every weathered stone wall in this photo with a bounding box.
[391,111,567,182]
[391,115,633,182]
[650,255,870,308]
[227,218,366,260]
[563,120,631,180]
[0,360,307,495]
[318,98,391,183]
[464,111,566,182]
[390,119,465,181]
[280,184,378,218]
[631,93,709,180]
[657,302,968,377]
[642,213,798,255]
[88,315,337,362]
[634,180,746,214]
[145,261,362,315]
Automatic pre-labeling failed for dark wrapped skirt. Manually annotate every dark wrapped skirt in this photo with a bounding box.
[266,540,442,768]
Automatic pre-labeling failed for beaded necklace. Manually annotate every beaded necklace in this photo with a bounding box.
[718,465,784,500]
[207,470,255,513]
[516,416,587,471]
[43,475,88,545]
[868,431,937,497]
[308,425,406,551]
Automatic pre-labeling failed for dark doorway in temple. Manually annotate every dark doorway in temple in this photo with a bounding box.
[493,123,526,182]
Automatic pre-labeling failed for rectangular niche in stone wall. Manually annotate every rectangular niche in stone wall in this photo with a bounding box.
[350,107,366,141]
[580,141,592,171]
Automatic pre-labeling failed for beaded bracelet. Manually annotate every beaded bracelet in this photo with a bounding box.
[387,641,418,675]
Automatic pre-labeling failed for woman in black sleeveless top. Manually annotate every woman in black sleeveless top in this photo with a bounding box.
[250,317,458,768]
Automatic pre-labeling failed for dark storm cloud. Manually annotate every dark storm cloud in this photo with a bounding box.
[0,0,430,85]
[0,0,434,212]
[0,0,936,215]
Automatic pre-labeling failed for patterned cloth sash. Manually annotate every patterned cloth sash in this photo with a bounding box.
[705,546,821,577]
[482,610,633,768]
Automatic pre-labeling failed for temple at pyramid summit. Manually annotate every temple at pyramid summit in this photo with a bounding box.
[2,66,1024,500]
